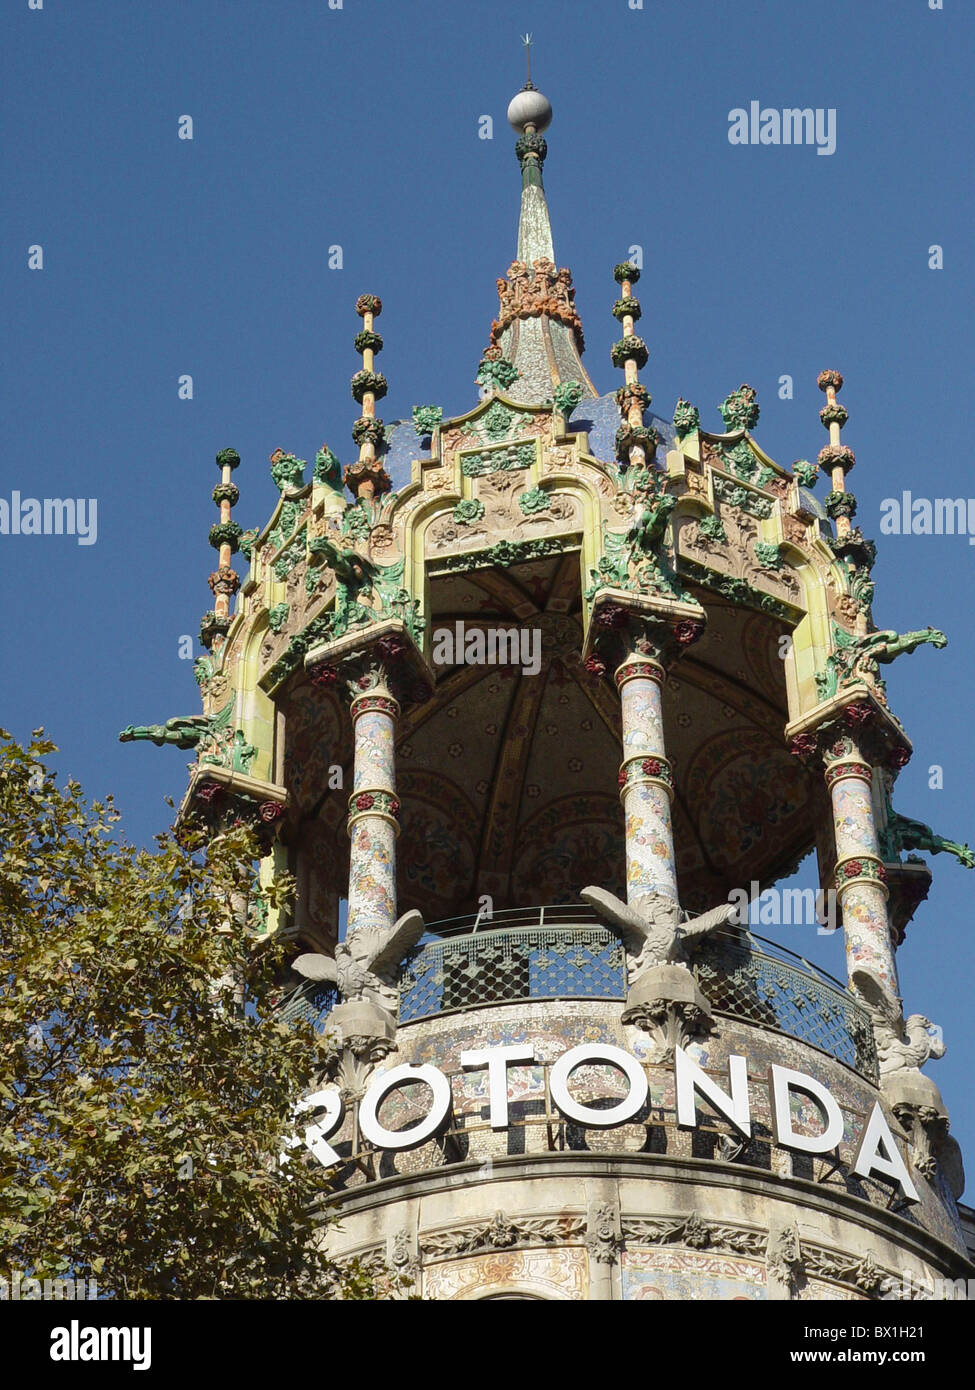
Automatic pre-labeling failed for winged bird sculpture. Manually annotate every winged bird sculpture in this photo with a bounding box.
[292,910,426,1015]
[581,887,737,983]
[851,967,946,1076]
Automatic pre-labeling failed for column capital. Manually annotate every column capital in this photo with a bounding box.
[305,619,434,711]
[176,764,288,852]
[786,692,912,776]
[583,588,706,677]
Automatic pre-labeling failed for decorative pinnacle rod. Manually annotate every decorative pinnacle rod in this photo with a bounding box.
[610,261,653,469]
[346,295,391,501]
[817,369,855,541]
[204,448,242,651]
[521,32,534,88]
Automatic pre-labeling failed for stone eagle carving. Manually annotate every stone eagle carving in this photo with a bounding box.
[581,887,737,983]
[851,967,946,1075]
[292,910,426,1012]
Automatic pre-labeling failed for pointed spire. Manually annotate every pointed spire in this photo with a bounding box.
[507,57,554,260]
[479,57,597,405]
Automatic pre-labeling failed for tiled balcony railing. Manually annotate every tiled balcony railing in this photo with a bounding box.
[282,904,878,1082]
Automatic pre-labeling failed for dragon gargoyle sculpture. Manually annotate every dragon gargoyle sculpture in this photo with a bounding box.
[816,625,947,703]
[119,695,257,774]
[308,535,377,592]
[881,811,975,870]
[119,714,212,751]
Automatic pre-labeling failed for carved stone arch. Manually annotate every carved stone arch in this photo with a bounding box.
[401,491,468,647]
[454,1281,573,1301]
[773,541,840,720]
[537,468,608,597]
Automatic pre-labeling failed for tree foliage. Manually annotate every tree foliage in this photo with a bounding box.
[0,729,371,1299]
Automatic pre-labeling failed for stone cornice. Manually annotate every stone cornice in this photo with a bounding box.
[322,1150,972,1277]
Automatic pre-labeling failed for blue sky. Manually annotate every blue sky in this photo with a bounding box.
[4,1,974,1156]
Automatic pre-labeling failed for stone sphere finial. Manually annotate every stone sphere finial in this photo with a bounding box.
[507,87,552,134]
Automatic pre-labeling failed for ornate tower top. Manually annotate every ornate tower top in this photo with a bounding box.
[480,47,598,405]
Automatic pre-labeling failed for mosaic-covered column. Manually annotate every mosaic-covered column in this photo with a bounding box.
[823,735,898,993]
[616,653,678,904]
[346,670,401,938]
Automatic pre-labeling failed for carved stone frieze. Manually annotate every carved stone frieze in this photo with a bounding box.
[801,1247,903,1298]
[620,1210,765,1258]
[676,504,800,607]
[420,1210,587,1260]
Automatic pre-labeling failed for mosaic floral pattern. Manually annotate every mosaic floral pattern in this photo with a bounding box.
[424,1248,587,1301]
[828,773,897,988]
[624,784,679,901]
[347,818,396,933]
[620,677,665,754]
[841,882,896,990]
[511,795,625,905]
[831,781,878,857]
[351,707,396,794]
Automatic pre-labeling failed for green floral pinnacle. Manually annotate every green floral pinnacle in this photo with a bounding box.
[673,399,700,438]
[819,402,848,429]
[212,481,240,507]
[412,405,443,438]
[611,336,649,370]
[351,417,386,449]
[616,383,650,416]
[825,490,857,520]
[553,381,584,417]
[476,356,519,391]
[354,329,383,355]
[269,453,305,492]
[615,423,659,464]
[215,447,241,471]
[199,611,231,649]
[612,297,642,322]
[793,459,819,488]
[614,263,641,285]
[718,385,760,432]
[819,444,856,475]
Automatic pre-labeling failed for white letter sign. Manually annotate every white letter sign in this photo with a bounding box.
[549,1044,648,1127]
[461,1045,536,1130]
[768,1065,844,1154]
[358,1063,452,1150]
[852,1102,919,1202]
[675,1047,751,1137]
